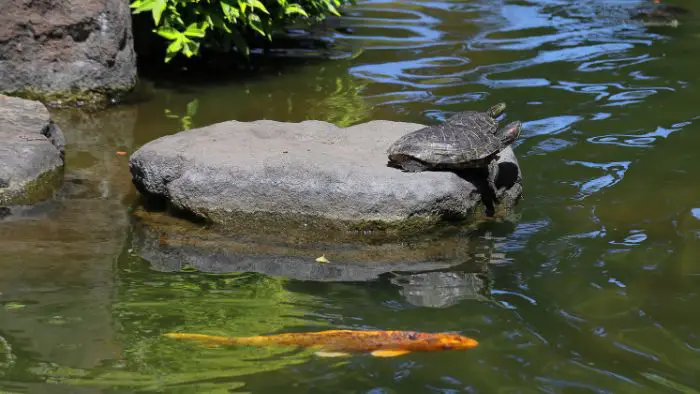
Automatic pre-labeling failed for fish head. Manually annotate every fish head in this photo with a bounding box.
[426,333,479,351]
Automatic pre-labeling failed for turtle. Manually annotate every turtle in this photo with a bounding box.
[386,115,522,173]
[630,0,690,27]
[445,102,507,134]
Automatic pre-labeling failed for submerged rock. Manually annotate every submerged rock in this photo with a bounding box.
[129,119,523,227]
[0,0,137,108]
[0,95,66,205]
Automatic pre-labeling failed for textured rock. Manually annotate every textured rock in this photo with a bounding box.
[0,0,137,107]
[129,119,523,226]
[0,95,65,205]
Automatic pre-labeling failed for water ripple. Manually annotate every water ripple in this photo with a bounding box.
[609,230,648,246]
[578,54,655,72]
[553,81,675,104]
[692,209,700,220]
[334,0,683,130]
[567,160,631,199]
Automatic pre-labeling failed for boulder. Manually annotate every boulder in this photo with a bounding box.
[0,0,137,108]
[0,95,65,205]
[129,119,523,227]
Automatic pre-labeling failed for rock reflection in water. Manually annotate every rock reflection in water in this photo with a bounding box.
[131,207,484,282]
[388,229,509,308]
[391,270,491,308]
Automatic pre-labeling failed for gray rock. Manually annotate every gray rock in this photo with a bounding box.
[0,95,66,205]
[0,0,137,108]
[129,119,523,226]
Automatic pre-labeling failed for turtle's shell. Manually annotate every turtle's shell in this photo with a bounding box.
[445,110,499,135]
[387,121,504,168]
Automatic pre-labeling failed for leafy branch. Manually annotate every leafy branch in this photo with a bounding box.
[130,0,353,62]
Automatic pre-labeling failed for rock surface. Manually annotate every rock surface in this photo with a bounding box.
[0,95,66,205]
[0,0,136,107]
[130,119,523,226]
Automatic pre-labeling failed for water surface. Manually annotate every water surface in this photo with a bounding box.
[2,0,700,392]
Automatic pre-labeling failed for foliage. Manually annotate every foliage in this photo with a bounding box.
[165,98,199,130]
[130,0,354,62]
[306,74,370,127]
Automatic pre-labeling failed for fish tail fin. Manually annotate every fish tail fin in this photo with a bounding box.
[164,332,240,346]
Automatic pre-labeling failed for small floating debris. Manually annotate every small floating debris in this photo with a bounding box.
[315,255,330,264]
[3,302,26,311]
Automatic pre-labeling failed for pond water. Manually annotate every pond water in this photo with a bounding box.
[3,0,700,392]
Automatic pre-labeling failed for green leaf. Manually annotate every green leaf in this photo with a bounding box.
[284,4,308,17]
[130,0,154,13]
[326,2,341,16]
[151,0,167,25]
[129,0,146,11]
[209,13,233,33]
[129,0,167,23]
[155,26,181,40]
[181,39,200,57]
[183,22,209,38]
[221,0,240,21]
[165,38,184,63]
[248,0,269,15]
[248,13,266,37]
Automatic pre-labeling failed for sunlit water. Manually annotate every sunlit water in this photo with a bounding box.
[2,0,700,392]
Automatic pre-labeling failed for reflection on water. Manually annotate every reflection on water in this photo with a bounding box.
[2,0,700,392]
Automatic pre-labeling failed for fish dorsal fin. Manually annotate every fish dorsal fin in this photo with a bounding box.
[370,349,411,358]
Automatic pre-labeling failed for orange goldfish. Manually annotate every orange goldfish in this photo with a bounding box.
[164,329,479,358]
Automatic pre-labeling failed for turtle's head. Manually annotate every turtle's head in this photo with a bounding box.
[498,121,522,144]
[487,102,507,119]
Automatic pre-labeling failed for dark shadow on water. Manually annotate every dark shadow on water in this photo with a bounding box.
[135,195,211,227]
